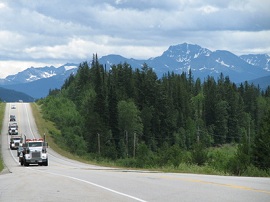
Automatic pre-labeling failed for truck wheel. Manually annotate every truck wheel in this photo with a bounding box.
[43,160,48,166]
[23,159,29,167]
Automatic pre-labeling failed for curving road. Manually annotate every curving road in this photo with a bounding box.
[1,103,270,202]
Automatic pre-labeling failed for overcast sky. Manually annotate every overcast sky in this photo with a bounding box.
[0,0,270,78]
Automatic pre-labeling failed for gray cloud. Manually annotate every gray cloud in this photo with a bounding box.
[0,0,269,78]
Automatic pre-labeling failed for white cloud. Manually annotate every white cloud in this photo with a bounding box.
[198,5,219,14]
[0,2,6,9]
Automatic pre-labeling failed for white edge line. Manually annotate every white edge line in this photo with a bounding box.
[24,103,35,138]
[28,167,147,202]
[8,147,20,165]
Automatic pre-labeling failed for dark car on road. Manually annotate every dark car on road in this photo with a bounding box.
[10,115,16,122]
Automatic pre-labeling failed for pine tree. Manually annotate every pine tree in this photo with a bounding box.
[252,110,270,170]
[108,82,120,156]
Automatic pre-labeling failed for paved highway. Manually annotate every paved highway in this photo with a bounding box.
[1,103,270,202]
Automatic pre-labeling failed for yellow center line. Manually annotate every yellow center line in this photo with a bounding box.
[145,174,270,195]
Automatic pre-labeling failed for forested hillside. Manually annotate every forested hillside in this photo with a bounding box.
[0,87,34,102]
[38,54,270,176]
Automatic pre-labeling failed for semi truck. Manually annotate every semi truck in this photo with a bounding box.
[19,138,48,166]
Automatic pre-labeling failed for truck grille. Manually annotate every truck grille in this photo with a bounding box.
[15,143,19,146]
[32,151,41,158]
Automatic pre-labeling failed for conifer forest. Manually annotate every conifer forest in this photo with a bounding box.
[38,55,270,176]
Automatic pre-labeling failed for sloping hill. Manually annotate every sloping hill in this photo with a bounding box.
[0,87,34,102]
[2,75,68,99]
[248,75,270,90]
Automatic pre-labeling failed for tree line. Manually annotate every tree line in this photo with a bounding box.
[38,54,270,175]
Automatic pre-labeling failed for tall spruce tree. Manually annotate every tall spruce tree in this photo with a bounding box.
[252,110,270,170]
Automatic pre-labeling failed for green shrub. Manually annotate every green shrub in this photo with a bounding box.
[176,163,227,175]
[191,143,208,166]
[136,143,155,168]
[0,103,5,172]
[242,165,270,177]
[207,144,237,173]
[0,155,4,172]
[116,158,138,168]
[155,143,184,167]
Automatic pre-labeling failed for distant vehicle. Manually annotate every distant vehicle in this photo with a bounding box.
[11,105,16,109]
[9,127,18,135]
[10,136,23,150]
[8,122,18,135]
[9,122,18,129]
[10,115,16,122]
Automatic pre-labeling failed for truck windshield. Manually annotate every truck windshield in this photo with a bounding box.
[28,142,43,147]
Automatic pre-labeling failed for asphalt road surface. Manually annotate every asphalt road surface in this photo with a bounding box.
[1,103,270,202]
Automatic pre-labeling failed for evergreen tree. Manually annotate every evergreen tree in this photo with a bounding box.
[252,110,270,170]
[108,83,120,156]
[118,100,143,157]
[214,100,229,144]
[203,76,217,127]
[91,55,108,128]
[226,85,241,143]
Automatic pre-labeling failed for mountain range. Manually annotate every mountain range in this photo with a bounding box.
[99,43,270,83]
[0,43,269,101]
[0,64,78,100]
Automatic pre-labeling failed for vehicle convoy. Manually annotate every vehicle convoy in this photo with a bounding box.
[10,115,16,122]
[17,146,24,157]
[19,138,48,166]
[10,136,23,150]
[8,122,18,135]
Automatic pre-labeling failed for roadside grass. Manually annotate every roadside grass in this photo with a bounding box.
[0,103,6,172]
[160,163,228,176]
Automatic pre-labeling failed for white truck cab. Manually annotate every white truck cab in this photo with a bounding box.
[8,122,18,135]
[19,138,48,166]
[10,136,23,150]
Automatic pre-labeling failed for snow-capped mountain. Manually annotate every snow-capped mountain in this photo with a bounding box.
[1,63,78,85]
[99,43,270,83]
[0,63,78,99]
[240,54,270,71]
